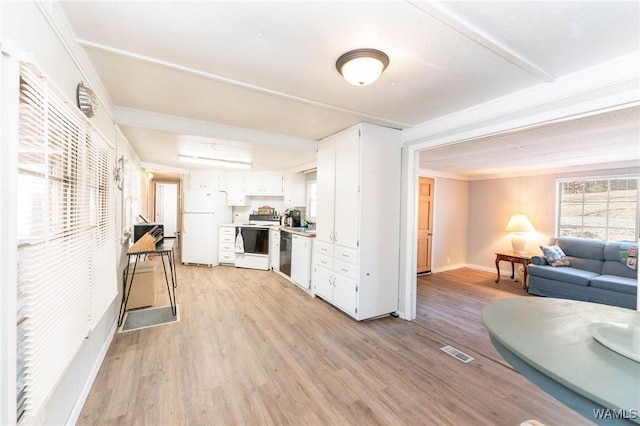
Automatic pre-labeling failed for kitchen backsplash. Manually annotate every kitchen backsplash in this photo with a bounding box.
[232,197,307,223]
[232,197,285,222]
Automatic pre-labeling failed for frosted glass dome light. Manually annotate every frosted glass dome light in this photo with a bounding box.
[336,49,389,86]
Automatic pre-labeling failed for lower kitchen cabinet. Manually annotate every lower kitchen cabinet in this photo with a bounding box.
[313,264,357,316]
[269,228,280,271]
[291,234,311,289]
[218,225,236,265]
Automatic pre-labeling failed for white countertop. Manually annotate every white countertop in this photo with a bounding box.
[219,223,315,237]
[279,226,316,237]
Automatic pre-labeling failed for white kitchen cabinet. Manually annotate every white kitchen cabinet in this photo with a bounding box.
[283,172,307,207]
[291,234,312,289]
[218,225,236,264]
[226,174,246,206]
[244,172,283,196]
[315,142,335,243]
[186,170,227,191]
[313,264,333,302]
[269,228,280,271]
[313,123,401,320]
[313,263,357,316]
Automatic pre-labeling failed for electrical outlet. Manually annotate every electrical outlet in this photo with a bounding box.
[447,257,450,263]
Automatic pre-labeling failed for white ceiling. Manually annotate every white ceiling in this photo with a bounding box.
[59,1,640,176]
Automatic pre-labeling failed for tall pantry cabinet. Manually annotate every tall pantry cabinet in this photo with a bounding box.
[313,123,401,320]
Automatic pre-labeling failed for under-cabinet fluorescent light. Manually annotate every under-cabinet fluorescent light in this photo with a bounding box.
[177,154,252,170]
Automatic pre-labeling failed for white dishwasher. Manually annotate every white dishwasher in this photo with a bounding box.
[291,234,312,289]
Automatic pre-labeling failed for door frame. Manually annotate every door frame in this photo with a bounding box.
[400,145,437,321]
[153,181,179,237]
[149,178,182,240]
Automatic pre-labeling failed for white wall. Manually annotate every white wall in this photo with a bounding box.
[1,1,139,424]
[431,177,469,271]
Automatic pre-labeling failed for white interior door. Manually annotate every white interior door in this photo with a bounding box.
[155,182,178,237]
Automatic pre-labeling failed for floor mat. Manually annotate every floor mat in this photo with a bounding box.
[119,305,180,333]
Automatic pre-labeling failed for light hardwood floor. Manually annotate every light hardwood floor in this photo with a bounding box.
[78,261,592,425]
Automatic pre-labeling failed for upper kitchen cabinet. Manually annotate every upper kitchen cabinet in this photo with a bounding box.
[186,170,227,191]
[283,172,307,207]
[244,172,283,196]
[314,123,401,321]
[316,127,359,248]
[226,173,246,206]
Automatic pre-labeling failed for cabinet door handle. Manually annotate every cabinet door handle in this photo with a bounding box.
[341,267,348,272]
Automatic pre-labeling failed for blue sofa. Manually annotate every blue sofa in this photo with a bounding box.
[527,237,638,310]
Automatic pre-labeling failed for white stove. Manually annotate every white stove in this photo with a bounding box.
[248,214,280,226]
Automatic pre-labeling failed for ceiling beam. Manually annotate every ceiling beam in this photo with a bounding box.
[408,0,556,83]
[403,52,640,149]
[114,106,318,152]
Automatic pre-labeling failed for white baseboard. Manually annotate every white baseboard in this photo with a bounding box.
[431,263,466,273]
[66,320,117,426]
[429,263,520,280]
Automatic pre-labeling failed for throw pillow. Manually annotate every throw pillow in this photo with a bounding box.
[540,245,570,267]
[619,243,637,270]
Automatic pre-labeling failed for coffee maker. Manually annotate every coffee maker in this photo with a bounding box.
[282,209,302,227]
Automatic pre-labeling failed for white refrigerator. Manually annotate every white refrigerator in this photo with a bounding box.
[181,190,232,266]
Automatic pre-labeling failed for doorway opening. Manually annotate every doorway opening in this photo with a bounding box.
[153,181,180,240]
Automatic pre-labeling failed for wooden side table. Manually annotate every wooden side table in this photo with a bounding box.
[494,251,532,289]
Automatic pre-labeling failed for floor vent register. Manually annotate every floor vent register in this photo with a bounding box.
[440,345,475,363]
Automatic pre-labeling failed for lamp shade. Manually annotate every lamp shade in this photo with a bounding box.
[336,49,389,86]
[505,214,535,233]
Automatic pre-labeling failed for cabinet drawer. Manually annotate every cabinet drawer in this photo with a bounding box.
[335,246,358,265]
[334,259,358,280]
[315,253,333,270]
[220,227,235,236]
[219,251,235,263]
[219,242,235,252]
[314,240,334,256]
[220,233,235,244]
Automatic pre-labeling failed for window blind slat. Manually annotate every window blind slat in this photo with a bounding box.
[16,62,117,424]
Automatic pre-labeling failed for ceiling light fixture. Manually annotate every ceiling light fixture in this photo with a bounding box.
[178,154,252,170]
[336,48,389,86]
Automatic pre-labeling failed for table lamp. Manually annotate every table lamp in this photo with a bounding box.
[505,214,535,255]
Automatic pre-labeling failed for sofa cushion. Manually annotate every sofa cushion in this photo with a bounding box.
[555,237,605,261]
[590,275,638,295]
[566,256,604,274]
[540,245,571,266]
[527,264,598,286]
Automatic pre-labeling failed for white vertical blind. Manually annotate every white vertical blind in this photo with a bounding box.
[16,62,116,424]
